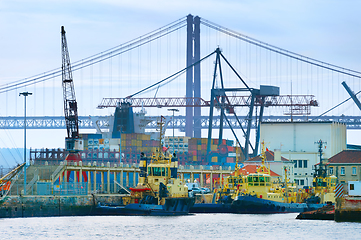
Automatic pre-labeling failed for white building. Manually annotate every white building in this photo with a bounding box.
[260,121,346,187]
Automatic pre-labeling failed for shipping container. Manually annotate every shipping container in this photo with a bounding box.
[110,138,120,145]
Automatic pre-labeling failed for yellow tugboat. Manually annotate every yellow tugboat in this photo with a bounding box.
[232,141,334,213]
[304,139,336,204]
[97,117,194,216]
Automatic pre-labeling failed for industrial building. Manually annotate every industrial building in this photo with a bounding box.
[260,121,347,187]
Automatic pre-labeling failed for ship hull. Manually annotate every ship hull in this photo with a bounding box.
[96,197,194,216]
[335,196,361,222]
[232,195,323,214]
[190,203,235,213]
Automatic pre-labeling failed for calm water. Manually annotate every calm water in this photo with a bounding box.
[1,213,361,240]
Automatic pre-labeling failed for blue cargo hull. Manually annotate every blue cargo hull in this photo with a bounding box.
[96,197,195,216]
[232,195,325,214]
[190,203,235,213]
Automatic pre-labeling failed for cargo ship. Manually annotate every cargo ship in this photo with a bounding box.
[96,117,194,216]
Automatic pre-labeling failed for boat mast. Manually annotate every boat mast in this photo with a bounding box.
[257,141,270,175]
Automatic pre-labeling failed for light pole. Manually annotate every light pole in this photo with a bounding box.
[168,108,179,154]
[19,91,32,195]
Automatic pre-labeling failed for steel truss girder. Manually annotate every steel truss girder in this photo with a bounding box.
[98,95,317,109]
[0,115,360,130]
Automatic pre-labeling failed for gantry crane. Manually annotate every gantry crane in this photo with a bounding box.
[97,48,319,162]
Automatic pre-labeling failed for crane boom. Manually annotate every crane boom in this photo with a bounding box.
[61,26,79,150]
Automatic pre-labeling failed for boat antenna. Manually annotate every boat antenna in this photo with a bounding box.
[257,141,270,175]
[156,116,166,162]
[235,142,240,177]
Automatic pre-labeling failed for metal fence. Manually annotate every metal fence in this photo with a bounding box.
[10,181,137,196]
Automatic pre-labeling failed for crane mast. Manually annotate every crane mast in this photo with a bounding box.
[61,26,79,151]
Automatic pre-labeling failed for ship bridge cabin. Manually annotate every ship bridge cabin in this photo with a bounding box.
[247,174,272,187]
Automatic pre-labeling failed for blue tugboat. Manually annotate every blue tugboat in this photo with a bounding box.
[97,117,194,216]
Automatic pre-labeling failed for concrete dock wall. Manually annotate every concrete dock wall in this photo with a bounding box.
[0,195,123,218]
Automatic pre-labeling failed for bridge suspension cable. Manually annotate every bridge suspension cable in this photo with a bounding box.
[0,16,187,94]
[200,18,361,78]
[125,49,217,98]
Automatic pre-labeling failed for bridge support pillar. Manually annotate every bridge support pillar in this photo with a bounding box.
[186,14,194,137]
[193,16,201,138]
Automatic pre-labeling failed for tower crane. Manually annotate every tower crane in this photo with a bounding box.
[61,26,87,181]
[61,26,80,150]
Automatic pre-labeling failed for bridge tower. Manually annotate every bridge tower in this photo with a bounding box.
[186,14,201,138]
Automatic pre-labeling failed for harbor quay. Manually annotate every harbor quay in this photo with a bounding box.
[0,162,232,218]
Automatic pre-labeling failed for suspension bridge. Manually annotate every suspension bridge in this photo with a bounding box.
[1,14,360,145]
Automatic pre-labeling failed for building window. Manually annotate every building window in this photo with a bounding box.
[294,173,297,175]
[300,179,304,185]
[295,180,299,185]
[298,160,303,168]
[352,167,357,175]
[350,184,355,190]
[329,167,334,175]
[340,167,345,175]
[303,160,308,168]
[293,160,297,168]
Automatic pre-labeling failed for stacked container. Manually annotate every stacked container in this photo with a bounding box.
[64,134,239,167]
[120,133,159,164]
[186,138,237,167]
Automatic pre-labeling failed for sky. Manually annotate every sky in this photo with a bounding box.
[0,0,360,164]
